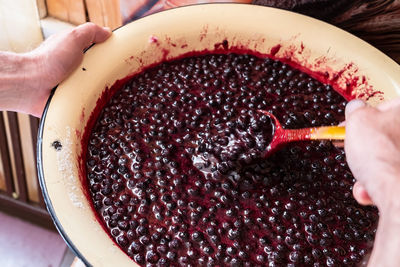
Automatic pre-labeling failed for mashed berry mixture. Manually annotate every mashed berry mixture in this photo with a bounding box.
[86,53,378,266]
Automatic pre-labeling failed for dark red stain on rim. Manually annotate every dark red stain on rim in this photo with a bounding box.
[270,44,281,56]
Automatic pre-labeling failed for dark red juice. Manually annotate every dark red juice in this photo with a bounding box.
[85,53,377,266]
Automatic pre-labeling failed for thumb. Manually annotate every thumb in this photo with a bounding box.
[70,22,112,51]
[345,99,366,118]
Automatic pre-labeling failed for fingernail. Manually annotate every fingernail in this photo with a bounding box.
[345,99,366,117]
[103,27,111,32]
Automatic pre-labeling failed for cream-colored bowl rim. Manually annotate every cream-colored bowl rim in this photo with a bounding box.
[38,3,400,267]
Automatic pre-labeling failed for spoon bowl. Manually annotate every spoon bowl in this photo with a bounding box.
[260,111,346,157]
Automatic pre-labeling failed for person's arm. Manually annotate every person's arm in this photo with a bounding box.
[0,52,39,115]
[345,98,400,266]
[0,22,111,117]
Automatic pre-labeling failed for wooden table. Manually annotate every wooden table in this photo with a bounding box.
[253,0,400,64]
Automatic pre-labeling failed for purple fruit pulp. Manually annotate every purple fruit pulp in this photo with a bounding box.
[85,53,377,266]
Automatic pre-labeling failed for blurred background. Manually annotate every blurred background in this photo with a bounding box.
[0,0,398,266]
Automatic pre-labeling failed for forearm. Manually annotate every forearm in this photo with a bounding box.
[0,51,42,114]
[368,181,400,267]
[369,211,400,266]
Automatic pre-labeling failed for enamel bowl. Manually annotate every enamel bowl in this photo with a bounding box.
[38,4,400,266]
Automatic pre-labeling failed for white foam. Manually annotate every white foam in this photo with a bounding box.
[56,126,85,209]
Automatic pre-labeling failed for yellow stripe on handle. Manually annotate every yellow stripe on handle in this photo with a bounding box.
[309,126,346,140]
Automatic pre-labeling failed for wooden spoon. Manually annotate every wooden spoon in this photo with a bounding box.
[259,111,346,157]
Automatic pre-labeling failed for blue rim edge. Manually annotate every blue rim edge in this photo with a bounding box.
[36,11,130,266]
[37,86,92,267]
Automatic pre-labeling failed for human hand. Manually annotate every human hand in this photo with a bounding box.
[7,23,111,117]
[345,98,400,266]
[345,98,400,209]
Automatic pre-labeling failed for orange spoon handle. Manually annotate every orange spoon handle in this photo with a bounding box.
[283,126,345,142]
[309,126,346,140]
